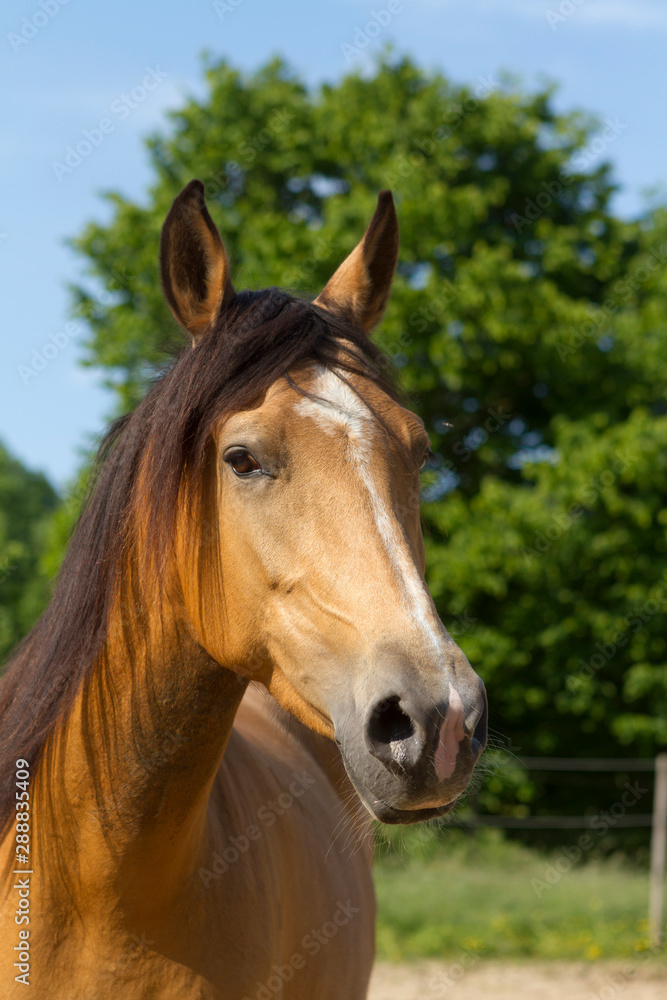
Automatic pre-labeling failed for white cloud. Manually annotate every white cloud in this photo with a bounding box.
[421,0,667,29]
[573,0,667,28]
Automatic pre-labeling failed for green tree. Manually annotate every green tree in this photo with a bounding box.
[67,54,667,824]
[0,442,58,665]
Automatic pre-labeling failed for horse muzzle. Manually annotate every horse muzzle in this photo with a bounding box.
[335,676,488,825]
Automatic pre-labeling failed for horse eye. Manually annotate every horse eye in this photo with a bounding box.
[420,448,434,470]
[225,450,262,477]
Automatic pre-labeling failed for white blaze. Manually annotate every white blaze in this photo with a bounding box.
[295,368,444,656]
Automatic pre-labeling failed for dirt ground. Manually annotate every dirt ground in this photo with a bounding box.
[368,960,666,999]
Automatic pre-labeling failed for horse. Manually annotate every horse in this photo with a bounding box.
[0,181,487,999]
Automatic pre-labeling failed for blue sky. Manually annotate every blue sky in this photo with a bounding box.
[2,0,666,488]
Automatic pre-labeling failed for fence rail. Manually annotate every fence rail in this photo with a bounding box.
[458,752,667,948]
[454,814,653,830]
[517,756,657,771]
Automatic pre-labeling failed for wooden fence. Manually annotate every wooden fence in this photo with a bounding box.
[452,753,667,948]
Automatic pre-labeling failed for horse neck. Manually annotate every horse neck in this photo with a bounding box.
[36,592,249,915]
[240,685,374,854]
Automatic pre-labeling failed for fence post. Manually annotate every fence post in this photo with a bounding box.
[649,753,667,948]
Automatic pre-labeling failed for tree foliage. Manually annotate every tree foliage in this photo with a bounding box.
[0,443,58,664]
[54,55,667,822]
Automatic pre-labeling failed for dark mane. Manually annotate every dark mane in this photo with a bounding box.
[0,288,397,834]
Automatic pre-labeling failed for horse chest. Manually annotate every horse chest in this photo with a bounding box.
[192,785,376,998]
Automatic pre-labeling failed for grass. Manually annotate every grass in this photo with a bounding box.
[373,827,664,962]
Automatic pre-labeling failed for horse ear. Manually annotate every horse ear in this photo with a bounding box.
[314,191,399,332]
[160,179,235,343]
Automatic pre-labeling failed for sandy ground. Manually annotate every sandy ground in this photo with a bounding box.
[368,960,666,999]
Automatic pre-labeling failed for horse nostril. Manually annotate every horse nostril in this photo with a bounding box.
[365,696,418,769]
[367,696,414,746]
